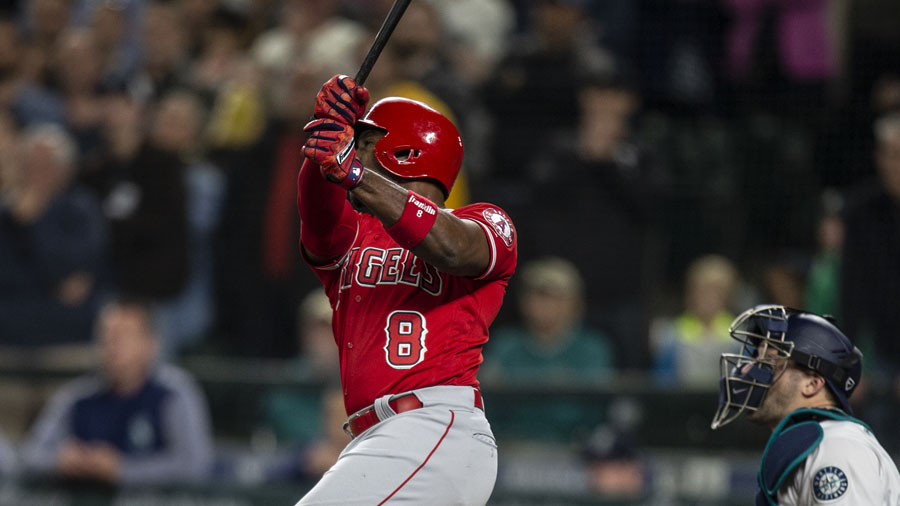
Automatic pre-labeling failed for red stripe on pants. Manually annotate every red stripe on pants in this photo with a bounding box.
[378,411,456,505]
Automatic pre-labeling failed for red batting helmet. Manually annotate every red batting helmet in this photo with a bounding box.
[356,97,463,197]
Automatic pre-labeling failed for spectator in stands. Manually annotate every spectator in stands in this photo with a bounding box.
[129,0,189,102]
[78,87,143,196]
[250,0,364,81]
[425,0,515,87]
[486,0,610,176]
[759,251,808,310]
[841,112,900,379]
[0,109,20,196]
[19,297,214,485]
[0,429,14,476]
[7,11,67,128]
[375,3,470,118]
[294,387,348,480]
[176,0,228,60]
[262,289,339,445]
[293,288,339,380]
[212,53,328,358]
[260,386,349,485]
[841,0,900,105]
[506,68,666,369]
[85,89,219,357]
[204,56,267,152]
[148,90,225,356]
[51,28,107,156]
[815,73,900,190]
[583,424,645,498]
[0,123,107,347]
[0,12,22,102]
[20,0,73,86]
[102,91,190,330]
[483,257,615,383]
[722,0,840,117]
[300,388,350,479]
[76,0,142,90]
[806,190,844,317]
[186,6,249,99]
[275,387,348,481]
[651,255,739,386]
[638,0,725,110]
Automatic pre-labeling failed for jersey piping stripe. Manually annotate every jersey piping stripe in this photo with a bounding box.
[465,219,496,280]
[377,410,456,505]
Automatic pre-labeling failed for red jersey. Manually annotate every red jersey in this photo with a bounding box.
[306,203,517,414]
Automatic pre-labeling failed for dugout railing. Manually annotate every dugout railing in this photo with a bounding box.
[0,355,896,505]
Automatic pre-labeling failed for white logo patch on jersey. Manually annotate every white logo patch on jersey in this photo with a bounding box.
[813,466,848,501]
[482,208,513,246]
[128,414,155,452]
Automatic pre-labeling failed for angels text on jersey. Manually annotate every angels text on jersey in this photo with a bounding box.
[340,247,443,296]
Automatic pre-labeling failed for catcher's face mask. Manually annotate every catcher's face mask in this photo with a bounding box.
[711,305,794,430]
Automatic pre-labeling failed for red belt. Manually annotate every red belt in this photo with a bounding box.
[344,389,484,438]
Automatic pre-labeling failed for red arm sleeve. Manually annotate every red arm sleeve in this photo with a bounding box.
[297,158,359,261]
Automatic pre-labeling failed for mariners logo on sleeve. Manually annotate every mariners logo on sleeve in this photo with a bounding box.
[813,466,848,501]
[482,208,514,246]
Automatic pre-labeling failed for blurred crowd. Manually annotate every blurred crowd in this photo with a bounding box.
[0,0,899,497]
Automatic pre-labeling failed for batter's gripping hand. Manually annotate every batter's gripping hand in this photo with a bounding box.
[302,118,365,189]
[314,75,370,124]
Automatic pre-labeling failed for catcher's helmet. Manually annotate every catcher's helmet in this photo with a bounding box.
[710,305,863,430]
[356,98,463,197]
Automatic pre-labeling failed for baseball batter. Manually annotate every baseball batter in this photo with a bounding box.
[711,305,900,505]
[295,75,516,505]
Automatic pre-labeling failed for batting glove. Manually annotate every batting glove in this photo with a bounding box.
[313,75,370,124]
[302,118,365,189]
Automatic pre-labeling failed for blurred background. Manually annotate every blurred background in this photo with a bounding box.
[0,0,898,504]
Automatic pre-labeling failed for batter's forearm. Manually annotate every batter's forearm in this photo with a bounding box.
[415,217,488,276]
[347,170,408,225]
[349,171,489,276]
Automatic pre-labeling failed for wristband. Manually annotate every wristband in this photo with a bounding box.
[386,191,439,249]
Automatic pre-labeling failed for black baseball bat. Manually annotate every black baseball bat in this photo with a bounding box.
[354,0,413,86]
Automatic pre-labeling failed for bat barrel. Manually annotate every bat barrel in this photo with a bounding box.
[355,0,412,86]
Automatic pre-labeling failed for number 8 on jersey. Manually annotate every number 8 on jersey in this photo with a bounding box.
[384,311,428,369]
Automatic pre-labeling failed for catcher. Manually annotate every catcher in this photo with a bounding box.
[712,304,900,505]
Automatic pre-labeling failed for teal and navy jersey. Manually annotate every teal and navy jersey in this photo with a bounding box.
[776,419,900,505]
[19,364,214,485]
[71,377,170,454]
[758,409,900,506]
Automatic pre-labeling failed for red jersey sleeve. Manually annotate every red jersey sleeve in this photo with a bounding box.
[452,203,517,281]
